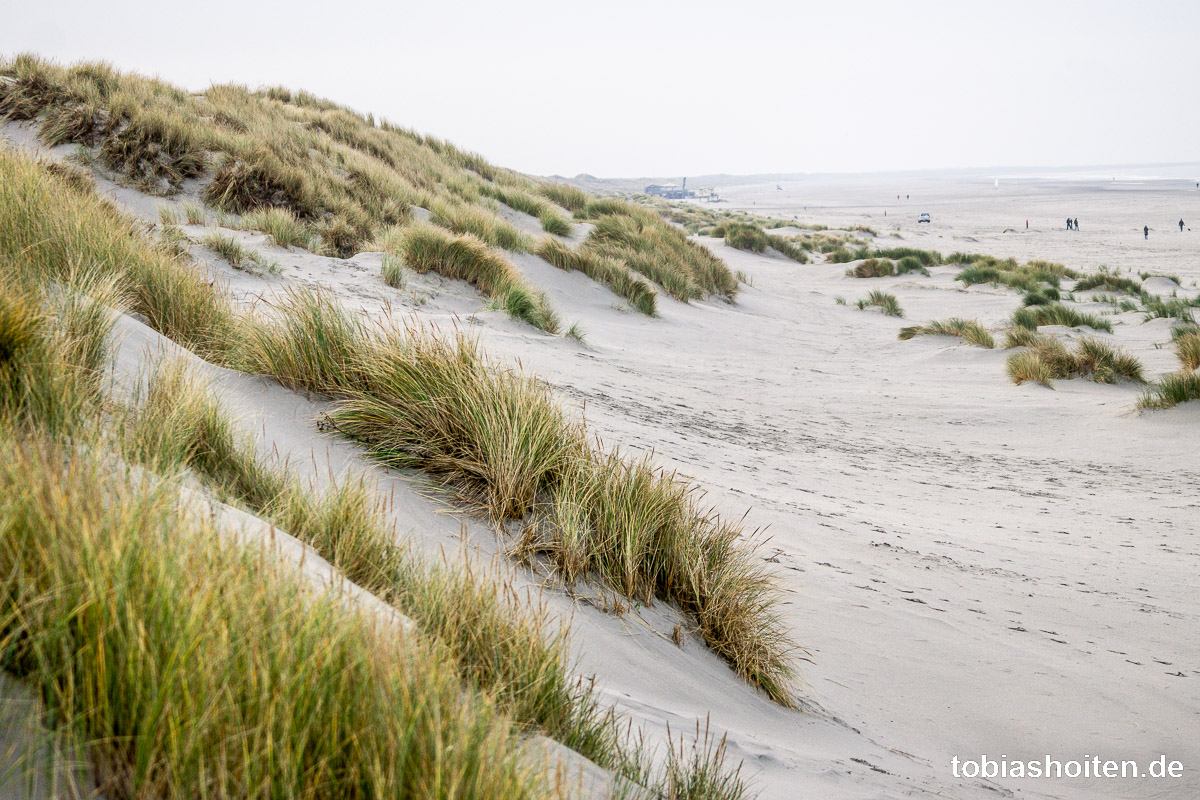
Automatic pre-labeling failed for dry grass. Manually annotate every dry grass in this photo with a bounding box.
[858,290,903,317]
[239,205,314,249]
[201,231,278,273]
[0,145,236,361]
[578,200,738,301]
[3,55,739,314]
[846,258,894,278]
[1175,331,1200,371]
[237,290,795,703]
[1006,350,1056,387]
[898,318,994,348]
[1005,333,1143,387]
[534,237,657,316]
[1138,371,1200,409]
[382,223,559,332]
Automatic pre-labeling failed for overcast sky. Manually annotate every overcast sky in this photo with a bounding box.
[5,0,1198,178]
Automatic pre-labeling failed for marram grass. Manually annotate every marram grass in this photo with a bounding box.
[1005,333,1143,387]
[385,222,559,333]
[534,237,657,316]
[3,112,796,714]
[2,54,735,315]
[898,318,994,348]
[0,432,542,800]
[239,289,796,703]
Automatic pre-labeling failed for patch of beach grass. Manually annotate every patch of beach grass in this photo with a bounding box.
[0,431,541,800]
[0,145,236,360]
[579,201,738,301]
[240,205,313,249]
[1074,273,1142,294]
[534,237,657,316]
[846,258,895,278]
[898,318,994,348]
[1005,333,1142,386]
[1173,331,1200,371]
[872,247,941,266]
[386,222,558,332]
[1138,371,1200,409]
[857,289,903,317]
[1011,303,1113,333]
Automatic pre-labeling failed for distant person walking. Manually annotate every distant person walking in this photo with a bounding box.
[1025,219,1029,229]
[1181,218,1186,232]
[1074,218,1079,232]
[1144,225,1149,239]
[1066,217,1073,231]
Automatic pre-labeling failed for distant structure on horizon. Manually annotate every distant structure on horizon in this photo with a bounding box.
[644,177,696,200]
[643,178,720,202]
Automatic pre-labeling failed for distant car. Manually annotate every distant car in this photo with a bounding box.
[918,213,931,223]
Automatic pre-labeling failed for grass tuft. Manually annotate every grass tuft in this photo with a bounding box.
[534,237,657,316]
[898,318,994,348]
[1138,371,1200,409]
[386,223,558,332]
[240,206,313,249]
[1011,303,1113,333]
[858,289,903,317]
[1005,333,1142,386]
[846,258,894,278]
[1173,331,1200,371]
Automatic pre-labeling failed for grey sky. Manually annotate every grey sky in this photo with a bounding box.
[5,0,1197,177]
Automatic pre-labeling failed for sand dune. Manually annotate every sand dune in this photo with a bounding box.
[3,113,1198,799]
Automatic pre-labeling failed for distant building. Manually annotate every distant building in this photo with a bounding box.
[644,178,695,200]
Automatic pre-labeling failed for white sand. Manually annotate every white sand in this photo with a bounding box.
[5,123,1198,798]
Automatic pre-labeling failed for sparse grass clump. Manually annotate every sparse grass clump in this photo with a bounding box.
[873,247,941,266]
[580,201,738,301]
[381,253,407,288]
[1006,350,1057,387]
[1022,286,1061,306]
[826,247,871,264]
[1173,331,1200,371]
[1141,294,1199,323]
[894,256,930,276]
[898,318,994,348]
[1074,272,1142,294]
[1005,333,1143,386]
[202,231,278,273]
[858,289,903,317]
[431,199,531,252]
[957,256,1077,295]
[1138,372,1200,409]
[1011,303,1114,333]
[847,258,895,278]
[538,207,573,236]
[534,237,657,315]
[720,222,807,262]
[240,205,313,249]
[387,223,558,332]
[181,202,206,225]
